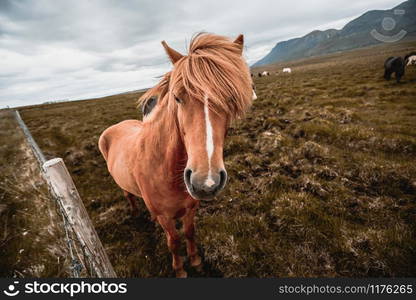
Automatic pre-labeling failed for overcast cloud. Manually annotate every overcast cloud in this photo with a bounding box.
[0,0,402,107]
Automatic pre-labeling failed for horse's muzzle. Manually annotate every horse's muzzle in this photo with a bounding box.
[184,168,227,201]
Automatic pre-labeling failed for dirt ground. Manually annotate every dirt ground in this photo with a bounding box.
[18,39,416,277]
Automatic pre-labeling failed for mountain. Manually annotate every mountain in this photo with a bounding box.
[253,0,416,67]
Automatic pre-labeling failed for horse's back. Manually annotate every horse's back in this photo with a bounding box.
[405,52,416,62]
[385,57,396,70]
[99,120,142,160]
[385,56,404,68]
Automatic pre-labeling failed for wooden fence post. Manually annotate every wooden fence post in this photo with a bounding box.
[43,158,116,278]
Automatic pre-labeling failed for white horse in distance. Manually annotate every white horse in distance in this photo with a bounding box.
[406,55,416,66]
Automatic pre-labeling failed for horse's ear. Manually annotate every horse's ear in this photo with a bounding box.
[161,41,184,64]
[233,34,244,54]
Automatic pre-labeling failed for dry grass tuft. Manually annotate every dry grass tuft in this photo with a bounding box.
[0,111,70,277]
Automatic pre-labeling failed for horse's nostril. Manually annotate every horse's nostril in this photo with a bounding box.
[184,168,192,186]
[219,169,227,189]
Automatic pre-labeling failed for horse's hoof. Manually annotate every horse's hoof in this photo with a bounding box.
[190,255,202,268]
[176,269,187,278]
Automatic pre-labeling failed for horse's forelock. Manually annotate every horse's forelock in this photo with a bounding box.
[172,33,252,119]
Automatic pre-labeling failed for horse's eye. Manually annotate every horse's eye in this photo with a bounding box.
[175,96,182,104]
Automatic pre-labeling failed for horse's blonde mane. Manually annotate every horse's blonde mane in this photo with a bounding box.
[139,33,252,119]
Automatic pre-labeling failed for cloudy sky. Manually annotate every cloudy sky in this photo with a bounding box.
[0,0,402,108]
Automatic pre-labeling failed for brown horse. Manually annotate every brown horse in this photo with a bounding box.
[98,33,255,277]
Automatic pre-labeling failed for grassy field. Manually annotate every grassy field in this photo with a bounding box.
[0,111,70,277]
[18,39,416,277]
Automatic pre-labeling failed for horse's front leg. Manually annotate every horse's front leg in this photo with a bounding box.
[182,206,202,268]
[157,216,186,278]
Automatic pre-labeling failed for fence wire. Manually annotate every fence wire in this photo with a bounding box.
[13,109,99,278]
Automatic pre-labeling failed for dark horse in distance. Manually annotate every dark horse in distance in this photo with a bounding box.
[384,56,405,83]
